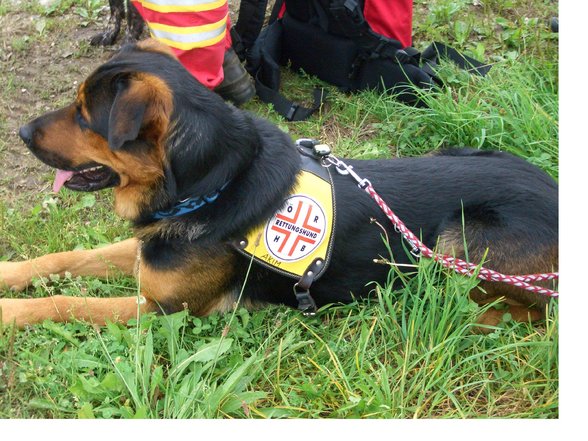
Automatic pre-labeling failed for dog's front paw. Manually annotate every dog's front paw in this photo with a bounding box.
[0,261,32,292]
[90,31,118,47]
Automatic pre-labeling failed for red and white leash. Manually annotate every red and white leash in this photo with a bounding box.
[322,153,559,298]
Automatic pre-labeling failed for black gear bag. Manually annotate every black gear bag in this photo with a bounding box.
[232,0,491,121]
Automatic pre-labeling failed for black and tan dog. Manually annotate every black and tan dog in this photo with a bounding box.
[0,40,558,329]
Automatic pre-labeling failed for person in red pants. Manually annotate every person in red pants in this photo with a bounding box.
[363,0,413,48]
[131,0,255,105]
[129,0,413,105]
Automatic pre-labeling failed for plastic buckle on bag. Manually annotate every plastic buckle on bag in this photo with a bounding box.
[286,104,299,121]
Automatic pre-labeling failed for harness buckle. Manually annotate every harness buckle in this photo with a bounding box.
[296,138,319,148]
[312,144,332,157]
[357,178,372,189]
[295,139,332,158]
[328,157,372,189]
[410,246,422,258]
[293,283,317,316]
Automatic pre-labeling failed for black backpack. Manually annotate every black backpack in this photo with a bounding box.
[232,0,491,121]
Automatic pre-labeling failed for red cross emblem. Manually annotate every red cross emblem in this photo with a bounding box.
[265,195,327,261]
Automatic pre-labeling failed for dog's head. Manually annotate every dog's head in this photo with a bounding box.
[19,39,258,221]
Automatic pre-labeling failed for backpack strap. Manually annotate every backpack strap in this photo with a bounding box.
[238,0,491,120]
[268,0,286,25]
[255,79,327,121]
[328,0,407,61]
[328,1,491,77]
[248,19,328,121]
[234,0,325,121]
[421,42,492,77]
[234,0,270,58]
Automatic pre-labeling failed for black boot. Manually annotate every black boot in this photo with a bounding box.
[214,47,255,106]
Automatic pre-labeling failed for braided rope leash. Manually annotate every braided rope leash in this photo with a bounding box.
[321,152,559,298]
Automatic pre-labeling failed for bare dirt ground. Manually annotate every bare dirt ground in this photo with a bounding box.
[0,10,116,203]
[0,2,243,205]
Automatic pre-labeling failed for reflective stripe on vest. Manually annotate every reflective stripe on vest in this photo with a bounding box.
[148,14,227,50]
[135,0,227,13]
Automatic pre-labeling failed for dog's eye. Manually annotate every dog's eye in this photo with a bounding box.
[75,107,89,130]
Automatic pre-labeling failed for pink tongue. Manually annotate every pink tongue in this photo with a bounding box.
[53,170,75,193]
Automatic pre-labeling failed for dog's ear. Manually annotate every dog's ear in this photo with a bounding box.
[108,78,147,150]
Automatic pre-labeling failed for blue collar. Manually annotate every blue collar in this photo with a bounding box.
[152,181,230,220]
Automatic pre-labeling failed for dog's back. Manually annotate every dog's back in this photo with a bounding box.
[323,150,558,308]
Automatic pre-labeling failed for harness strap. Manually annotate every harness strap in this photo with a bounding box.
[254,74,327,121]
[293,257,325,315]
[233,141,336,314]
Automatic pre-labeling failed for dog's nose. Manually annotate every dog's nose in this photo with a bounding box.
[19,124,33,146]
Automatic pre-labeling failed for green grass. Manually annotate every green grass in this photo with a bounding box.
[0,261,558,418]
[0,0,558,419]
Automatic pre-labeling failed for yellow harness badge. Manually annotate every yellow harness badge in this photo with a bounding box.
[236,160,335,280]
